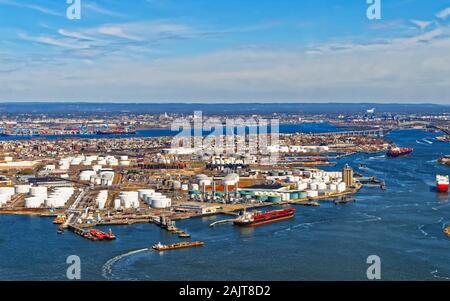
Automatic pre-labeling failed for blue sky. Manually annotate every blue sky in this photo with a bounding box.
[1,0,450,103]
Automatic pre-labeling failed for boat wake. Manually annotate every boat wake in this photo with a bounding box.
[368,155,385,160]
[102,248,149,280]
[352,213,382,223]
[418,224,428,236]
[416,140,427,145]
[431,269,450,280]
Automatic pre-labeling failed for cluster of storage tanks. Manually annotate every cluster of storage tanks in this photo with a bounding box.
[286,170,347,197]
[138,189,172,209]
[109,190,171,210]
[59,155,130,170]
[79,169,115,186]
[17,185,75,208]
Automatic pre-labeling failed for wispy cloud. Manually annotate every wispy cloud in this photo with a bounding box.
[83,2,126,18]
[411,20,433,30]
[0,0,63,17]
[18,33,91,50]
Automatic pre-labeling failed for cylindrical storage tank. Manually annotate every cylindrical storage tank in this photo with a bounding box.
[290,192,299,200]
[306,190,319,198]
[30,186,48,195]
[329,184,338,192]
[268,195,282,203]
[309,183,318,190]
[191,183,199,191]
[0,194,11,205]
[120,156,129,161]
[15,185,31,194]
[114,198,121,209]
[337,182,346,192]
[198,179,211,188]
[151,197,171,209]
[97,200,106,209]
[25,197,44,208]
[120,160,130,166]
[181,184,189,191]
[138,189,154,200]
[256,195,268,202]
[298,191,308,199]
[317,183,327,191]
[0,187,15,195]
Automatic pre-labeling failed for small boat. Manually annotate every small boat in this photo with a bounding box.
[436,175,449,193]
[53,215,66,224]
[152,241,204,251]
[178,232,191,238]
[444,226,450,237]
[166,225,178,232]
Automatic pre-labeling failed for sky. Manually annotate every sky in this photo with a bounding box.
[0,0,450,103]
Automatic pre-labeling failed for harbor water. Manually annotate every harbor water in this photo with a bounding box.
[0,125,449,280]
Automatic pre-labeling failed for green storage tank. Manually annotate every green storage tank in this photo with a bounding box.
[268,195,282,203]
[298,191,307,199]
[290,192,299,200]
[256,195,268,202]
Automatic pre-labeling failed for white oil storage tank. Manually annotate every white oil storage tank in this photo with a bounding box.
[14,185,31,193]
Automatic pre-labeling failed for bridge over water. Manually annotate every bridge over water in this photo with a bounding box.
[308,128,393,137]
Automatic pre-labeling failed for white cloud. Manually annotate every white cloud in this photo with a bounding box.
[436,7,450,19]
[3,28,450,103]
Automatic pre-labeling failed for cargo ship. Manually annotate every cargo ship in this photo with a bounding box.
[233,208,296,227]
[436,175,449,192]
[152,241,204,251]
[386,147,414,158]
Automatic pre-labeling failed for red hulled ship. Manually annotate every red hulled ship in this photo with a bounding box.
[436,175,449,192]
[87,229,116,240]
[386,147,414,158]
[233,208,296,227]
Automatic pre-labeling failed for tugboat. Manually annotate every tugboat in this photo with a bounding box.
[152,241,204,251]
[233,208,296,227]
[436,175,449,193]
[178,232,191,238]
[386,146,414,158]
[53,215,66,224]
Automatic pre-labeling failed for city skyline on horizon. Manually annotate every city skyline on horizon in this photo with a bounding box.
[1,0,450,103]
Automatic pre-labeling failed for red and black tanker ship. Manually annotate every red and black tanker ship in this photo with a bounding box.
[233,208,296,227]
